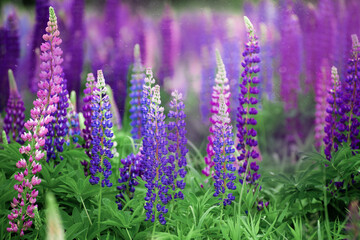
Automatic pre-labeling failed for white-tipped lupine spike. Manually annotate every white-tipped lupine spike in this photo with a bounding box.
[151,85,161,105]
[244,16,254,33]
[331,66,339,84]
[351,34,360,51]
[134,44,140,61]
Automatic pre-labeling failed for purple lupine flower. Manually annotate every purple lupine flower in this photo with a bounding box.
[202,50,231,177]
[167,90,188,200]
[129,44,145,140]
[200,46,216,124]
[346,35,360,150]
[315,60,331,149]
[213,94,236,206]
[65,0,84,105]
[141,69,170,224]
[158,5,176,85]
[89,70,113,188]
[323,66,340,160]
[81,73,97,175]
[236,17,261,186]
[0,12,20,111]
[4,70,25,144]
[44,75,69,163]
[279,8,301,113]
[7,7,62,236]
[116,152,142,210]
[66,91,81,144]
[28,0,49,93]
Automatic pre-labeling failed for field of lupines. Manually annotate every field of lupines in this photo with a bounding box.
[0,0,360,239]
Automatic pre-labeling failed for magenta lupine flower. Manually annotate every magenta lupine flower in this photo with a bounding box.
[279,9,301,113]
[315,60,331,149]
[7,7,62,236]
[202,50,231,176]
[323,67,341,160]
[81,73,97,176]
[4,70,25,144]
[236,17,261,186]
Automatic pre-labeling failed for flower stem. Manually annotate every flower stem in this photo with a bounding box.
[80,196,92,225]
[98,176,102,234]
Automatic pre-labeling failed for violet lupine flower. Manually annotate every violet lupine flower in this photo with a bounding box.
[65,0,84,101]
[158,5,176,85]
[236,17,261,186]
[130,44,145,140]
[167,90,188,199]
[81,73,97,175]
[7,7,62,236]
[279,9,301,113]
[116,152,142,210]
[4,70,25,144]
[89,70,113,188]
[346,35,360,150]
[141,69,170,224]
[66,91,81,144]
[213,94,236,206]
[44,75,69,163]
[202,50,231,177]
[323,67,341,160]
[0,12,20,111]
[315,60,331,149]
[29,0,49,93]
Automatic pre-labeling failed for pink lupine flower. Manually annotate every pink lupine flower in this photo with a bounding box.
[7,7,63,236]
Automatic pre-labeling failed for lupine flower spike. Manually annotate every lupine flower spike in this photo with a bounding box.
[7,7,62,236]
[116,152,142,210]
[66,91,81,144]
[237,16,261,187]
[323,67,341,160]
[89,70,114,187]
[167,90,188,199]
[213,94,236,206]
[81,73,97,175]
[202,50,231,176]
[129,44,145,140]
[141,69,170,224]
[4,69,25,144]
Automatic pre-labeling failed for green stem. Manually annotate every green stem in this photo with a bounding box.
[98,178,102,234]
[323,165,331,240]
[80,196,93,225]
[126,228,132,240]
[152,213,157,239]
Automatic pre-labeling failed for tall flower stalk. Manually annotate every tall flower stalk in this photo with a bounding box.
[4,69,25,144]
[81,73,97,175]
[213,94,236,206]
[202,50,231,176]
[7,7,62,236]
[130,44,145,140]
[141,69,170,225]
[237,16,261,188]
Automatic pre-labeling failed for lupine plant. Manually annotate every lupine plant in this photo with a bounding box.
[7,7,62,236]
[203,50,231,177]
[3,70,25,144]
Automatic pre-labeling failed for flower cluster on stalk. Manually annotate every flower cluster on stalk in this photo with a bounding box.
[202,50,231,177]
[66,91,81,144]
[116,152,142,210]
[7,7,62,236]
[89,70,114,188]
[44,74,69,163]
[4,70,25,144]
[213,94,236,206]
[129,44,145,140]
[167,90,188,200]
[81,73,97,175]
[138,68,188,224]
[236,16,261,187]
